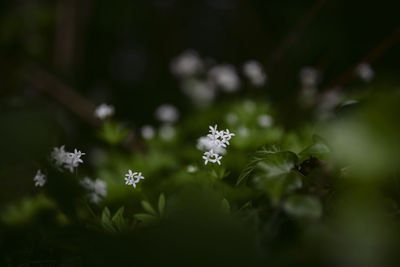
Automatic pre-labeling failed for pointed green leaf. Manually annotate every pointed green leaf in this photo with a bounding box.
[141,200,157,216]
[283,194,322,220]
[158,194,165,216]
[299,134,330,162]
[134,213,159,225]
[221,198,231,214]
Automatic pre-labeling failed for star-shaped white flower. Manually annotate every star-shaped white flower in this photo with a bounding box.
[33,169,46,187]
[124,170,145,188]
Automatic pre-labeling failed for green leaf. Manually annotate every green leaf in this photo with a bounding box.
[283,194,322,220]
[299,134,330,162]
[261,170,303,205]
[111,206,127,231]
[237,145,281,185]
[221,198,231,214]
[255,151,298,178]
[251,151,301,205]
[158,194,166,216]
[101,207,116,232]
[141,200,157,216]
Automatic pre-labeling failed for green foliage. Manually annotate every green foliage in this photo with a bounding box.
[98,121,129,145]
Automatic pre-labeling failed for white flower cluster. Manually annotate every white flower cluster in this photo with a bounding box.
[200,125,235,165]
[243,60,267,87]
[33,169,46,187]
[208,64,241,92]
[170,50,204,78]
[94,103,115,120]
[155,104,179,123]
[170,50,267,107]
[124,170,145,188]
[51,145,85,173]
[80,177,107,203]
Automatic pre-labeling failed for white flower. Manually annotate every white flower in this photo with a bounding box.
[197,136,226,154]
[64,149,85,173]
[187,165,198,173]
[208,64,240,92]
[141,125,155,140]
[33,169,46,187]
[81,177,107,203]
[51,145,67,167]
[356,62,374,82]
[94,103,115,120]
[181,79,216,106]
[200,124,235,165]
[243,60,267,87]
[155,104,179,123]
[202,149,222,165]
[51,146,85,173]
[159,124,176,141]
[170,50,204,78]
[238,126,249,137]
[124,170,145,188]
[257,114,273,128]
[299,67,320,89]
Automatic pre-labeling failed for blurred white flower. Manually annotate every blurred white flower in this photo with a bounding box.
[64,149,86,173]
[356,62,374,82]
[225,112,238,125]
[81,177,107,203]
[33,169,46,187]
[197,136,226,154]
[51,145,67,167]
[243,60,267,87]
[200,124,235,165]
[51,146,85,173]
[187,165,198,173]
[94,103,115,120]
[257,114,273,128]
[181,79,216,106]
[170,50,204,78]
[238,126,249,137]
[124,170,145,188]
[208,64,240,92]
[159,124,176,141]
[155,104,179,123]
[299,67,320,89]
[141,125,155,140]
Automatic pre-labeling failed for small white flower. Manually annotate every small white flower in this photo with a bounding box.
[199,124,234,165]
[257,114,273,128]
[141,125,155,140]
[124,170,144,188]
[64,149,86,173]
[202,149,222,165]
[170,50,204,78]
[243,60,267,87]
[238,126,249,137]
[51,146,85,172]
[155,104,179,123]
[187,165,198,173]
[225,113,238,125]
[94,103,115,120]
[51,145,67,167]
[33,169,46,187]
[181,79,216,106]
[356,62,374,82]
[159,124,176,141]
[81,177,107,204]
[208,64,240,92]
[197,136,226,154]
